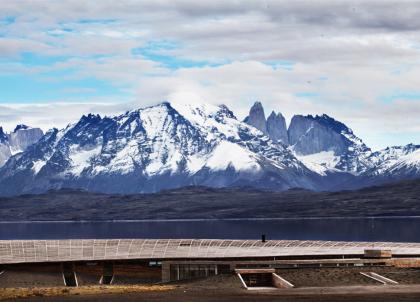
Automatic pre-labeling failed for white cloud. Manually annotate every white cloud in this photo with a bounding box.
[0,102,132,133]
[0,1,419,150]
[130,60,420,149]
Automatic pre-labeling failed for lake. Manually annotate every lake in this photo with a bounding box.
[1,217,420,242]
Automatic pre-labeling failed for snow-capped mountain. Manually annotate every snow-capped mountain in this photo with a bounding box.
[242,103,373,176]
[0,125,43,167]
[0,101,418,196]
[0,102,317,196]
[288,114,372,176]
[367,144,420,178]
[243,102,419,185]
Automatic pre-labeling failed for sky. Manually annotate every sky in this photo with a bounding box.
[0,0,420,150]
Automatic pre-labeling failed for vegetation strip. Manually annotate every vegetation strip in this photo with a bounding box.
[0,285,175,301]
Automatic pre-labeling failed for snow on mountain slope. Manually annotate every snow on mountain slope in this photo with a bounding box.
[31,159,47,174]
[68,144,103,175]
[0,102,315,196]
[172,101,253,141]
[171,101,304,171]
[69,103,211,177]
[368,144,420,176]
[296,151,340,176]
[205,141,261,172]
[400,149,420,167]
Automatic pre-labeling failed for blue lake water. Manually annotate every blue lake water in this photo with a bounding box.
[1,217,420,242]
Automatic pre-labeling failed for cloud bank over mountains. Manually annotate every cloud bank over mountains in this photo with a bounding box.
[1,1,420,149]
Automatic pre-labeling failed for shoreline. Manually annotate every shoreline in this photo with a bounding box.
[2,215,420,223]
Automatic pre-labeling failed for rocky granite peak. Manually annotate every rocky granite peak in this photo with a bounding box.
[244,101,268,134]
[267,111,289,145]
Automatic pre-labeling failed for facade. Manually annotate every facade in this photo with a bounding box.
[2,239,420,284]
[2,239,420,264]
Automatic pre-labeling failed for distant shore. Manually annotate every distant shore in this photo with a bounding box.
[1,179,419,221]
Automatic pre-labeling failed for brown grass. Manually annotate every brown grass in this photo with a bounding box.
[0,284,175,301]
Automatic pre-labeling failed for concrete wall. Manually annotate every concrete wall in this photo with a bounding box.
[272,273,294,288]
[364,249,392,258]
[391,258,420,268]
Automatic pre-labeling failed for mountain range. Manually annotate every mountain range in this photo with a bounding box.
[0,101,419,196]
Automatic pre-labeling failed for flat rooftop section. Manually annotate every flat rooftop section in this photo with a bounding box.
[1,239,420,264]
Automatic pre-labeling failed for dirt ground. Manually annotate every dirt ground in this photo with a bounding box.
[380,268,420,284]
[0,264,63,288]
[0,285,174,301]
[5,285,420,302]
[0,262,162,287]
[4,267,420,301]
[276,267,420,287]
[277,267,378,287]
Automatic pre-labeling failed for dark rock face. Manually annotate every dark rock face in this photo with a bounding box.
[244,102,289,145]
[288,114,372,174]
[8,126,44,152]
[288,115,349,155]
[0,125,43,167]
[244,101,268,134]
[0,127,7,143]
[14,124,29,132]
[266,111,289,145]
[0,127,11,167]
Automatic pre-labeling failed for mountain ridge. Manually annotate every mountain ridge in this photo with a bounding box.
[1,178,419,221]
[0,101,418,196]
[0,101,318,196]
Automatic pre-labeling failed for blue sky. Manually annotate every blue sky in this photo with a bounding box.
[1,1,420,150]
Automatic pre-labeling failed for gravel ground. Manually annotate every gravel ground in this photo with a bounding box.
[7,286,420,302]
[4,274,420,302]
[0,265,63,288]
[276,267,420,287]
[276,267,381,287]
[380,268,420,284]
[4,265,420,302]
[0,263,163,288]
[3,266,420,289]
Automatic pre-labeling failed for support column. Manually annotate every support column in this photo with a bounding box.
[62,262,78,287]
[100,262,114,284]
[161,262,171,283]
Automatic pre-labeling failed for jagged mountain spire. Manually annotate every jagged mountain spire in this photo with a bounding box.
[244,102,289,145]
[0,127,7,142]
[267,111,288,145]
[244,101,268,134]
